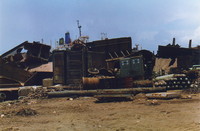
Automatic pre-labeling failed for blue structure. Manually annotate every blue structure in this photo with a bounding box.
[65,32,71,44]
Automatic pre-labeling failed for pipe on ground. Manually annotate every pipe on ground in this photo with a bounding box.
[47,87,166,98]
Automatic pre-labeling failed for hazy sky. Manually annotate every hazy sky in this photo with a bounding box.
[0,0,200,54]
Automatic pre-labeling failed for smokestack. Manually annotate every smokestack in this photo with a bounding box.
[189,39,192,48]
[135,44,139,50]
[172,38,175,46]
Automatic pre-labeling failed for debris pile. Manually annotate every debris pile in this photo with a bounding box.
[0,41,53,100]
[184,78,200,94]
[146,100,160,106]
[26,87,48,99]
[15,107,37,116]
[18,86,48,99]
[0,104,37,117]
[0,36,199,102]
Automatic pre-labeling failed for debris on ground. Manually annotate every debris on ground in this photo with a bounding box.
[0,106,37,117]
[19,87,48,100]
[132,93,148,104]
[146,100,160,106]
[26,87,48,99]
[2,127,19,131]
[15,107,37,116]
[180,94,192,99]
[146,92,181,99]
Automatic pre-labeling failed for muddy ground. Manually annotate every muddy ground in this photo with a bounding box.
[0,93,200,131]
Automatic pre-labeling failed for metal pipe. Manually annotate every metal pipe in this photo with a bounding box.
[48,90,98,97]
[47,87,166,97]
[154,74,186,81]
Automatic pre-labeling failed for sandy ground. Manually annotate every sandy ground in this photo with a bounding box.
[0,93,200,131]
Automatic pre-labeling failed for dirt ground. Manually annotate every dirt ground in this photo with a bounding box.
[0,93,200,131]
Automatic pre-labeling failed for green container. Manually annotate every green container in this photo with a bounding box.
[119,58,131,78]
[119,56,144,79]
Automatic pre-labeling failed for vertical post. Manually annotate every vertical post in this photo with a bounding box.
[172,38,176,46]
[189,39,192,48]
[77,20,82,37]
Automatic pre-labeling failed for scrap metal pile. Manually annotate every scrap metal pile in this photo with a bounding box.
[0,41,52,100]
[0,37,200,101]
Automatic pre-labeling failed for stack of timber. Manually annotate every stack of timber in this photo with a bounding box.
[154,74,190,89]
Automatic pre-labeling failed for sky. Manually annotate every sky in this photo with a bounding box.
[0,0,200,54]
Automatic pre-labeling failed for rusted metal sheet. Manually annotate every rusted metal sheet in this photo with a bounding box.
[66,50,86,84]
[82,77,117,90]
[28,62,53,72]
[0,41,52,86]
[86,37,132,59]
[25,72,53,86]
[157,42,200,69]
[0,61,34,85]
[53,51,66,84]
[0,41,51,70]
[177,55,194,69]
[53,50,86,85]
[87,51,106,69]
[53,49,106,85]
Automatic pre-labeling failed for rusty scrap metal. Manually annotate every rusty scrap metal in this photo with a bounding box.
[86,37,132,59]
[0,41,52,88]
[0,59,35,86]
[1,41,51,69]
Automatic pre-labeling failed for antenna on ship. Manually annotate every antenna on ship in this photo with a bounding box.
[77,20,82,37]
